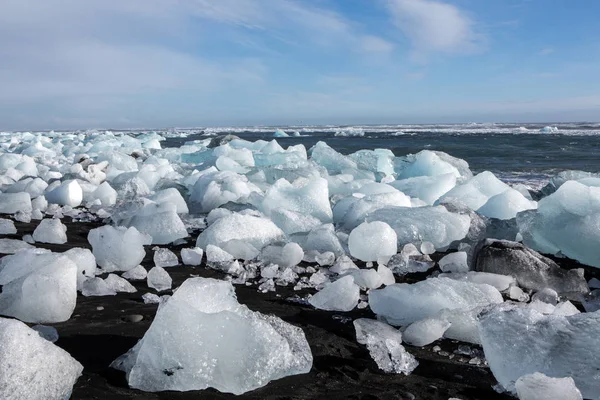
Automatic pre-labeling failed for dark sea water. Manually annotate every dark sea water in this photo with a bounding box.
[163,122,600,188]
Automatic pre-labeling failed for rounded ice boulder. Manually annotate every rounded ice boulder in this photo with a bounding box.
[348,221,397,262]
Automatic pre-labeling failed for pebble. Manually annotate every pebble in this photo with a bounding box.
[96,306,104,311]
[122,314,144,323]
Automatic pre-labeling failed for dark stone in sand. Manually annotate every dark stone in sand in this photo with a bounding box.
[122,314,144,323]
[474,239,589,294]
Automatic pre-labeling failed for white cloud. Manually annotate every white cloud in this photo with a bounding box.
[538,47,554,55]
[385,0,484,57]
[360,35,395,54]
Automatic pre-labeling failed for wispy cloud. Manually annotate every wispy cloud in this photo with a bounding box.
[538,47,554,55]
[385,0,485,58]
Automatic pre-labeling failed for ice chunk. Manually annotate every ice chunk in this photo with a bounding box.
[88,225,151,272]
[147,188,189,214]
[105,273,137,293]
[344,268,383,289]
[308,275,360,312]
[348,221,397,262]
[337,191,411,230]
[439,251,469,273]
[353,318,418,375]
[111,278,312,394]
[63,248,96,290]
[115,200,188,245]
[0,192,32,214]
[474,239,588,294]
[369,277,503,326]
[390,173,457,205]
[262,177,332,223]
[367,205,471,251]
[517,180,600,268]
[439,171,511,211]
[32,218,67,244]
[221,239,259,260]
[0,317,83,399]
[189,171,261,213]
[122,265,148,281]
[181,247,203,266]
[402,318,451,346]
[303,224,345,256]
[515,373,582,400]
[153,248,178,268]
[197,213,285,252]
[309,141,357,174]
[553,301,580,316]
[532,288,558,305]
[142,293,161,304]
[398,150,463,180]
[273,128,289,138]
[377,264,395,285]
[479,304,600,398]
[82,277,117,296]
[0,218,17,234]
[90,181,117,206]
[477,189,537,220]
[540,126,559,133]
[270,208,322,235]
[0,252,77,323]
[45,179,83,207]
[0,238,34,254]
[147,267,172,292]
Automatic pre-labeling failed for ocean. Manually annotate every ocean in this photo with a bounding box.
[160,122,600,189]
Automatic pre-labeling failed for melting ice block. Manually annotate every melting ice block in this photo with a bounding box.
[439,251,469,273]
[439,171,511,211]
[390,173,457,205]
[88,225,151,272]
[63,248,96,290]
[353,318,418,375]
[105,274,137,293]
[366,205,471,251]
[82,277,116,297]
[348,221,397,262]
[147,266,172,292]
[189,171,261,213]
[0,192,32,214]
[477,189,537,220]
[111,278,312,394]
[0,238,34,254]
[45,179,83,207]
[515,373,582,400]
[308,275,360,312]
[115,200,188,245]
[196,213,285,251]
[262,177,332,223]
[517,180,600,268]
[0,251,77,323]
[181,247,203,266]
[153,248,178,267]
[0,218,17,234]
[402,318,451,346]
[0,317,83,400]
[478,305,600,399]
[32,218,67,244]
[122,265,147,281]
[369,277,503,326]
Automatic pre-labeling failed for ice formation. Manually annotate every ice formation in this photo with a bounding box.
[353,318,418,374]
[515,373,582,400]
[88,225,151,272]
[369,277,503,326]
[0,250,77,323]
[478,304,600,398]
[112,278,312,394]
[153,247,178,268]
[147,266,172,292]
[402,318,451,347]
[181,247,204,266]
[32,218,68,244]
[348,221,397,262]
[0,317,83,400]
[308,275,360,312]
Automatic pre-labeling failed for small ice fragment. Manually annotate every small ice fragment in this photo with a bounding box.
[308,276,360,312]
[147,266,172,292]
[153,247,178,268]
[403,318,451,346]
[82,277,117,297]
[122,265,148,281]
[515,372,582,400]
[420,241,435,255]
[142,293,161,304]
[181,247,203,266]
[32,218,67,244]
[105,274,137,293]
[439,251,469,273]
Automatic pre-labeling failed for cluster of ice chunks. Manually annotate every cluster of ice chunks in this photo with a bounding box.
[0,317,83,400]
[112,278,312,394]
[478,304,600,399]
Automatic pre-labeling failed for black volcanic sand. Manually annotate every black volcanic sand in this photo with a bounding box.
[0,219,545,400]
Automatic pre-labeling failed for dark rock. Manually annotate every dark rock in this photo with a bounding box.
[207,134,240,148]
[474,239,589,294]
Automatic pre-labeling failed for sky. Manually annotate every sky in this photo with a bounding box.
[1,0,599,130]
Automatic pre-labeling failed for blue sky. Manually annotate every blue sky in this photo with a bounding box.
[1,0,599,129]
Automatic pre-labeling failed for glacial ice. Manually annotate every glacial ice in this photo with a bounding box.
[0,251,77,323]
[197,213,285,252]
[153,248,178,268]
[262,177,333,223]
[45,179,83,207]
[0,317,83,400]
[88,225,151,272]
[82,277,117,297]
[516,373,582,400]
[353,318,418,374]
[369,277,503,326]
[308,275,360,312]
[439,251,469,273]
[111,278,312,394]
[0,238,34,254]
[32,218,67,244]
[517,180,600,268]
[63,247,97,290]
[0,218,17,234]
[181,247,204,266]
[478,304,600,398]
[402,318,451,346]
[0,192,32,214]
[105,273,137,293]
[147,266,172,292]
[348,221,397,262]
[122,265,148,281]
